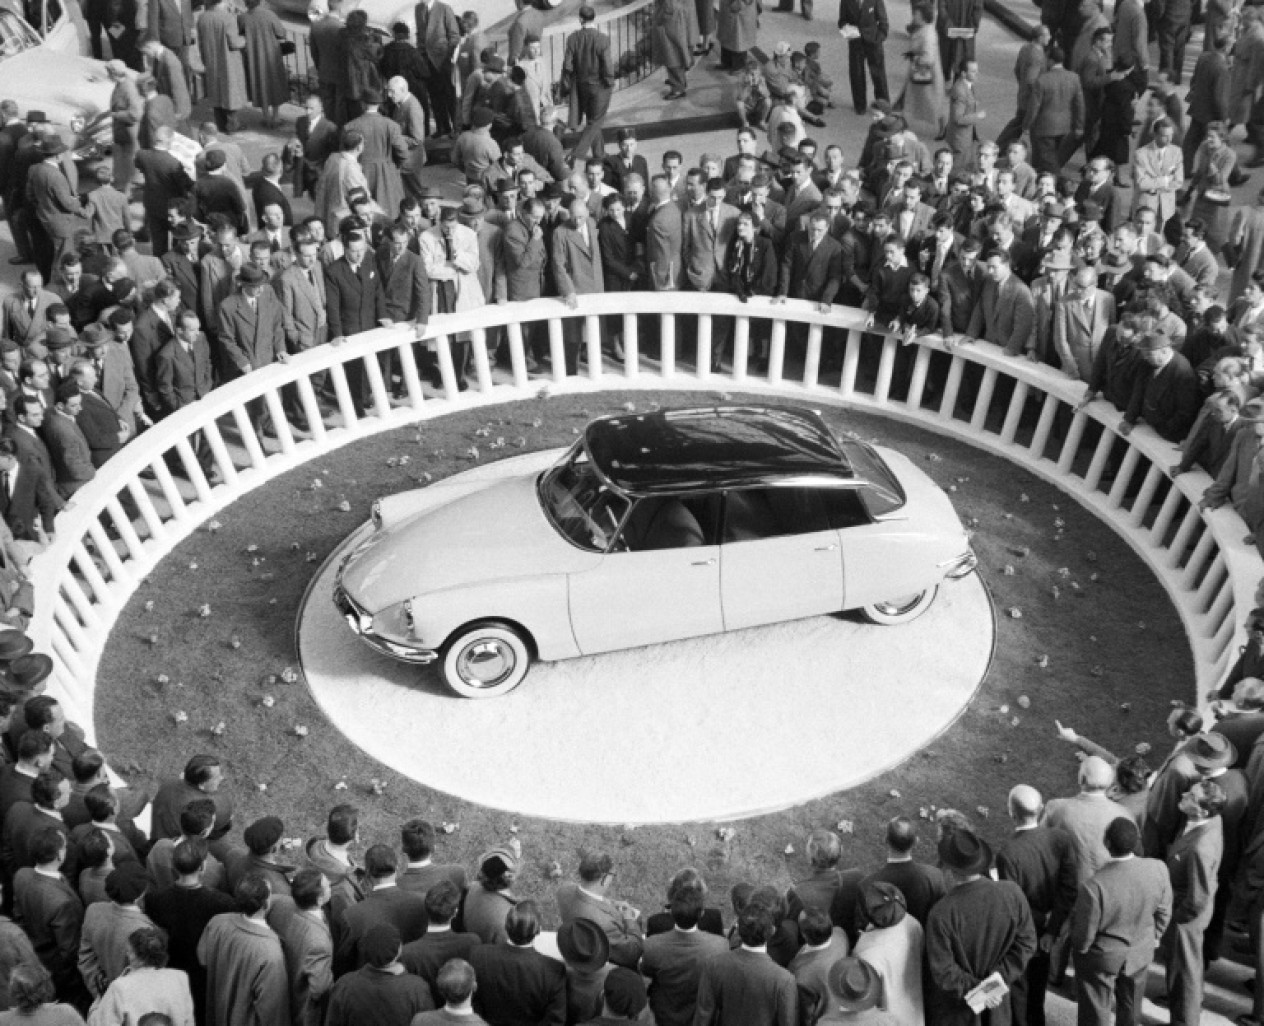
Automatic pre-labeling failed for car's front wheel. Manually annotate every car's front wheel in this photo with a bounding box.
[440,621,533,698]
[859,586,938,625]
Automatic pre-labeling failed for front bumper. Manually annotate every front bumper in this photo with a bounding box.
[333,584,438,665]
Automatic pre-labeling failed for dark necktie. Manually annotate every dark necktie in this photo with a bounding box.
[0,471,9,499]
[444,236,455,261]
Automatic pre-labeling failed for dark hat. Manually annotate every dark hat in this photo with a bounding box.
[170,221,203,242]
[777,146,801,164]
[827,958,882,1012]
[104,862,151,904]
[1080,200,1103,222]
[1139,332,1173,352]
[485,55,506,72]
[243,815,285,852]
[0,631,33,662]
[603,968,647,1017]
[523,31,541,44]
[616,127,637,142]
[39,136,67,156]
[44,326,77,351]
[25,110,47,124]
[1187,731,1237,770]
[479,846,519,875]
[337,215,368,237]
[79,323,111,347]
[360,86,383,104]
[418,186,443,200]
[439,205,459,222]
[937,829,993,874]
[557,918,610,971]
[362,923,402,967]
[347,187,371,206]
[494,178,520,196]
[859,880,907,929]
[471,107,495,128]
[460,197,486,217]
[1042,201,1066,219]
[111,278,135,301]
[238,265,267,285]
[541,182,566,201]
[204,148,227,171]
[3,653,53,694]
[1239,398,1264,423]
[53,380,81,404]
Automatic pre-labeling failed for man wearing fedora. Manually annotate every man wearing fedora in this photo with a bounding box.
[1161,779,1227,1026]
[925,828,1036,1026]
[25,136,88,286]
[555,853,644,970]
[558,917,611,1023]
[1069,817,1172,1026]
[820,956,900,1024]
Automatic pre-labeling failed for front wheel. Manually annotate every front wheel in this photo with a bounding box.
[859,586,938,625]
[440,621,533,698]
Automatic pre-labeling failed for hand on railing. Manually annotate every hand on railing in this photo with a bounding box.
[277,352,290,364]
[1118,419,1134,437]
[330,336,348,346]
[562,293,578,310]
[377,319,395,328]
[863,312,875,329]
[1074,388,1097,413]
[816,302,831,315]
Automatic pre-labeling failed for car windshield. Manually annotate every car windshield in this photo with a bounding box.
[539,445,632,552]
[0,11,41,57]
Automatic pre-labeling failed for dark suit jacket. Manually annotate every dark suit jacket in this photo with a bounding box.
[603,154,650,192]
[995,826,1079,937]
[966,273,1036,355]
[39,412,93,499]
[1024,67,1086,138]
[12,867,83,1000]
[837,0,888,41]
[778,233,844,304]
[161,249,201,314]
[131,307,176,417]
[598,218,638,291]
[147,0,193,50]
[253,177,293,227]
[294,115,339,198]
[1,802,68,878]
[335,885,428,977]
[193,176,247,235]
[469,941,567,1026]
[645,202,683,290]
[375,245,430,323]
[551,223,604,298]
[1070,855,1172,974]
[399,929,481,1005]
[723,235,778,299]
[640,926,730,1026]
[1126,351,1198,442]
[1167,818,1222,927]
[154,336,214,416]
[415,0,462,69]
[0,455,59,540]
[861,859,946,926]
[134,148,193,220]
[695,947,796,1026]
[562,26,614,90]
[216,291,286,378]
[325,257,387,342]
[26,162,86,241]
[1187,51,1229,124]
[75,391,124,469]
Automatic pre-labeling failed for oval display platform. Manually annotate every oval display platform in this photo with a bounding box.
[298,466,997,825]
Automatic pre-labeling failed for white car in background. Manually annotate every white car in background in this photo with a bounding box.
[335,405,978,698]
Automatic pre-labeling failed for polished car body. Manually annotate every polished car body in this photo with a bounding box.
[336,405,977,697]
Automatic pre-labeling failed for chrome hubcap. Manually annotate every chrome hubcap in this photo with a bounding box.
[457,638,517,687]
[873,592,924,615]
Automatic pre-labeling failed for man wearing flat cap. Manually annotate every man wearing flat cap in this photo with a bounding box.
[925,829,1036,1025]
[328,921,434,1023]
[852,881,924,1023]
[1119,330,1198,443]
[41,381,94,500]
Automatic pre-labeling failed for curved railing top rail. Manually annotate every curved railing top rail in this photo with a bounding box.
[31,291,1262,739]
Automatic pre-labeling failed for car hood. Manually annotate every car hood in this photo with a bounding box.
[340,472,595,611]
[1,49,115,128]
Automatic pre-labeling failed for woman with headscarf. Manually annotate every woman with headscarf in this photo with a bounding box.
[461,847,520,945]
[852,881,925,1025]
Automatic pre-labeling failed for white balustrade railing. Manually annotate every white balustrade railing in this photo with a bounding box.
[29,293,1261,743]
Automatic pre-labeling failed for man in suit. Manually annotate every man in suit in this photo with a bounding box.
[1024,46,1085,174]
[333,844,427,976]
[25,137,88,284]
[1176,218,1218,292]
[1184,33,1230,171]
[39,382,94,499]
[12,828,86,1006]
[775,211,844,311]
[1161,781,1225,1026]
[469,901,566,1026]
[376,223,430,396]
[141,35,192,124]
[1053,262,1116,381]
[641,879,728,1026]
[926,830,1037,1026]
[861,816,946,926]
[946,60,986,164]
[503,197,549,366]
[385,75,428,202]
[1121,331,1198,443]
[555,852,643,970]
[1112,0,1149,76]
[3,395,62,525]
[270,867,334,1026]
[292,95,340,200]
[561,5,614,161]
[134,127,193,259]
[308,0,345,120]
[276,236,331,422]
[138,75,177,153]
[216,264,288,435]
[604,128,650,193]
[1041,757,1133,886]
[146,0,193,65]
[780,154,823,233]
[1132,117,1183,222]
[836,0,889,115]
[964,249,1036,357]
[154,309,215,477]
[645,176,683,294]
[995,786,1078,1026]
[194,149,248,236]
[551,195,605,376]
[0,437,57,543]
[695,900,796,1026]
[415,0,462,137]
[130,285,180,425]
[682,177,739,295]
[399,881,480,1006]
[1070,817,1172,1026]
[2,272,60,348]
[889,179,936,245]
[325,221,390,415]
[68,362,127,469]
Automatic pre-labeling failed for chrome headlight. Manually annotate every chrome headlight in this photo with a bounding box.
[402,598,415,632]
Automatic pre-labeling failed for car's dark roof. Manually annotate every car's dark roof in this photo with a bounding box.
[583,405,854,495]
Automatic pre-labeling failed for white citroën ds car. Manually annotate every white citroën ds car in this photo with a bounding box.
[335,405,978,698]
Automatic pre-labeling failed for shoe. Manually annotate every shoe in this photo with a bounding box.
[7,256,30,265]
[665,90,687,100]
[1229,169,1252,187]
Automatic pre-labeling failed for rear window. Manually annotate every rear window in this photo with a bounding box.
[840,441,906,517]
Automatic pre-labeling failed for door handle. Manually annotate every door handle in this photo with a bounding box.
[814,544,839,552]
[691,558,717,566]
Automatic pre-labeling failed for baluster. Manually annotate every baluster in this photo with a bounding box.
[1208,585,1234,636]
[126,481,167,544]
[1150,484,1184,544]
[85,519,131,587]
[173,438,214,502]
[1168,505,1202,569]
[1129,465,1163,525]
[231,407,267,470]
[874,336,897,403]
[1107,446,1141,507]
[59,568,102,632]
[840,329,862,398]
[70,541,111,612]
[1182,527,1216,587]
[938,354,963,419]
[202,421,239,487]
[264,390,295,453]
[1195,554,1226,609]
[471,328,494,393]
[434,335,462,395]
[732,317,749,383]
[363,349,392,415]
[290,376,327,442]
[804,324,823,389]
[623,314,639,378]
[51,601,90,662]
[105,497,145,560]
[395,341,425,409]
[585,315,602,381]
[327,361,360,425]
[1029,394,1059,458]
[1083,426,1115,492]
[661,313,676,377]
[906,344,930,409]
[969,368,997,432]
[1056,409,1088,474]
[695,316,712,382]
[152,459,189,523]
[548,320,567,382]
[999,382,1030,443]
[768,320,786,384]
[506,322,529,389]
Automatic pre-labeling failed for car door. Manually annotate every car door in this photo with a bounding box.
[567,494,724,655]
[719,486,844,631]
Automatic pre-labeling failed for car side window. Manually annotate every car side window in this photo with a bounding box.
[722,487,833,543]
[615,495,722,552]
[822,489,872,530]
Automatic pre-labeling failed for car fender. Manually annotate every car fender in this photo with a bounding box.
[409,576,581,662]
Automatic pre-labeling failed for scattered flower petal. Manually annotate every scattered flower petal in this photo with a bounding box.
[1020,493,1029,502]
[1017,695,1031,709]
[370,778,386,795]
[148,634,160,645]
[188,562,198,570]
[1003,564,1015,575]
[1135,742,1152,755]
[784,844,795,856]
[198,604,212,618]
[256,782,268,792]
[155,674,170,686]
[547,860,563,879]
[261,695,275,708]
[836,819,854,833]
[441,822,458,834]
[716,826,736,841]
[622,402,636,412]
[207,520,221,533]
[337,500,351,513]
[1010,716,1021,726]
[172,710,188,725]
[280,667,299,684]
[311,479,323,490]
[291,542,301,551]
[306,552,318,563]
[1036,654,1049,668]
[230,636,241,649]
[1008,606,1023,618]
[334,779,348,791]
[210,721,226,737]
[246,544,259,554]
[976,805,990,818]
[293,725,309,737]
[143,600,155,612]
[888,788,902,798]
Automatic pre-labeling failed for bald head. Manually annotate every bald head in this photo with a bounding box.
[1008,785,1042,822]
[1079,756,1115,792]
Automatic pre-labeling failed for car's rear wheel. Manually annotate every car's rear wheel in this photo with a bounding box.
[440,621,533,698]
[859,586,938,625]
